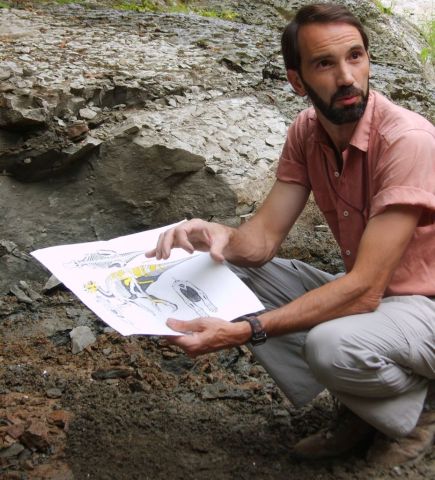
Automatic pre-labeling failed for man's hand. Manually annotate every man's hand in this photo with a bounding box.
[146,219,234,262]
[165,317,251,357]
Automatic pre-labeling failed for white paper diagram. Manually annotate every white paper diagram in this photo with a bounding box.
[31,222,264,336]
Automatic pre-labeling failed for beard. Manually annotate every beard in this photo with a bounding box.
[300,77,369,125]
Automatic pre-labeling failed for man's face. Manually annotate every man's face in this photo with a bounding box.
[296,22,370,125]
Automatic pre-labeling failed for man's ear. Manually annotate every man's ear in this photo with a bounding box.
[287,69,306,96]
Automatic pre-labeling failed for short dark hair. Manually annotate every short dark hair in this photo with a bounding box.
[281,3,369,71]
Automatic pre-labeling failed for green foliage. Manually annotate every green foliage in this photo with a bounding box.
[0,1,10,7]
[372,0,394,15]
[194,8,238,21]
[54,0,86,4]
[113,1,237,20]
[420,19,435,65]
[114,0,158,12]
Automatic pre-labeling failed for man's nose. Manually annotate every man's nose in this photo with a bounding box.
[336,61,354,86]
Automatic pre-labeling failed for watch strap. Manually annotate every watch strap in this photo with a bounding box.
[232,315,267,346]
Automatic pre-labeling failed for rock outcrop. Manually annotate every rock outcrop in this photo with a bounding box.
[0,0,433,292]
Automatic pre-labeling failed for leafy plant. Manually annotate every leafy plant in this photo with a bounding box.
[420,19,435,65]
[194,8,238,21]
[114,0,158,12]
[372,0,394,15]
[114,1,237,21]
[55,0,86,4]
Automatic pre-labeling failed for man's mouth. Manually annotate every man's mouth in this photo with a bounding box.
[335,95,360,106]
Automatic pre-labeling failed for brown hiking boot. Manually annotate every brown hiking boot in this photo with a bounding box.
[366,410,435,467]
[291,408,375,459]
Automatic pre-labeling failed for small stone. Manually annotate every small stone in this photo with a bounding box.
[20,422,50,453]
[91,367,134,380]
[66,122,89,141]
[111,121,141,138]
[42,275,63,292]
[79,107,97,120]
[69,326,96,354]
[10,285,33,304]
[18,280,42,301]
[393,466,402,476]
[265,134,283,147]
[47,410,73,431]
[0,442,25,459]
[45,388,63,399]
[6,424,26,440]
[0,68,11,81]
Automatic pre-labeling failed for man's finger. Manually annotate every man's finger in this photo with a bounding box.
[145,248,156,258]
[166,318,200,334]
[209,233,229,262]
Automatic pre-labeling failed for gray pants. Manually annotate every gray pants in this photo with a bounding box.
[230,258,435,438]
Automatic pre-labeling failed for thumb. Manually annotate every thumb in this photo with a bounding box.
[166,318,201,334]
[208,234,229,263]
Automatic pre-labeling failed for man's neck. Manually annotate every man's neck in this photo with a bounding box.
[316,111,358,152]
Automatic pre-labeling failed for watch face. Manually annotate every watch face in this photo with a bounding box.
[248,316,267,346]
[251,331,267,345]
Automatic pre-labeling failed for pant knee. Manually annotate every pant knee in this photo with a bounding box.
[304,323,344,387]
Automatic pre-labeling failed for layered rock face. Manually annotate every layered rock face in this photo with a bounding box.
[0,0,433,293]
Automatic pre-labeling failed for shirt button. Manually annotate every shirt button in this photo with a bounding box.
[343,210,349,217]
[345,250,351,256]
[334,171,340,178]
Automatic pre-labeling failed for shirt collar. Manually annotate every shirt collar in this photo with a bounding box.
[348,90,375,152]
[313,90,375,152]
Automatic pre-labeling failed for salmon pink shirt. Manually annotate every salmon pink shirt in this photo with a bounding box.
[277,91,435,296]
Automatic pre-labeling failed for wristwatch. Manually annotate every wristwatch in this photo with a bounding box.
[232,315,267,346]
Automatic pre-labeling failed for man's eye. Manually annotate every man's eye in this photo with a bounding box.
[350,51,362,60]
[318,60,331,68]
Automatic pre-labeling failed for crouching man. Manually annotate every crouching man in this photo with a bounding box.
[147,2,435,466]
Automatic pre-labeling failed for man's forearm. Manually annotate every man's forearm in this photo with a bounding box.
[257,271,380,337]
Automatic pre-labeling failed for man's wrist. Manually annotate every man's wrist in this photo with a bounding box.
[232,315,267,346]
[230,319,253,345]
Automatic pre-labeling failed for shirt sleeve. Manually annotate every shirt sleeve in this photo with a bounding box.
[370,128,435,224]
[276,111,311,189]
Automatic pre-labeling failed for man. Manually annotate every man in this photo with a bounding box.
[147,3,435,466]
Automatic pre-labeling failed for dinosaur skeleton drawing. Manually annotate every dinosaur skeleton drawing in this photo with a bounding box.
[172,279,217,317]
[65,249,145,269]
[85,259,187,318]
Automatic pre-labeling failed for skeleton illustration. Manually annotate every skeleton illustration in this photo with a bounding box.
[172,280,217,317]
[85,259,187,318]
[65,249,145,269]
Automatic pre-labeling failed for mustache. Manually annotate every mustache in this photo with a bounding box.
[331,86,364,104]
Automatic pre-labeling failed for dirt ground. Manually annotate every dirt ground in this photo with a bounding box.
[1,286,434,480]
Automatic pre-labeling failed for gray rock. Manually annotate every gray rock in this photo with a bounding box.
[69,325,96,354]
[18,280,42,301]
[0,68,11,81]
[45,387,63,399]
[43,275,63,292]
[0,442,25,459]
[79,107,98,120]
[10,284,33,304]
